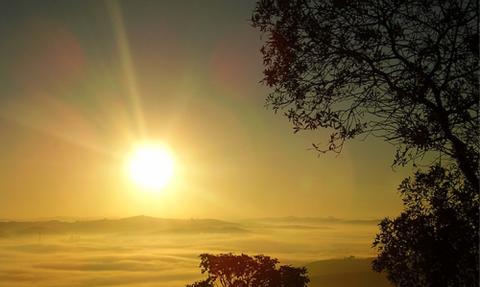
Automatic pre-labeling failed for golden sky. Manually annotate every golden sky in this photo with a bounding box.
[0,0,410,220]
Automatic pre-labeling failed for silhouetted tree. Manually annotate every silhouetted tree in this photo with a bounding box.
[186,253,309,287]
[186,279,214,287]
[372,165,479,286]
[251,0,479,190]
[252,1,479,286]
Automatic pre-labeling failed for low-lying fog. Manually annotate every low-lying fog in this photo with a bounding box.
[0,216,383,287]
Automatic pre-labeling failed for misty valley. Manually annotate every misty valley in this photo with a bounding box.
[0,216,390,287]
[0,0,477,285]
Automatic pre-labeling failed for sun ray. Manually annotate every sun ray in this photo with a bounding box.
[106,0,146,139]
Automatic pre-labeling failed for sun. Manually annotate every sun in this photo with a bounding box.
[126,144,175,190]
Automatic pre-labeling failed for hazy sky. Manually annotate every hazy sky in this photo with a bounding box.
[0,0,411,220]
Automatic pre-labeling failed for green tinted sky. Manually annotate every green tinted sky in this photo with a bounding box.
[0,0,410,219]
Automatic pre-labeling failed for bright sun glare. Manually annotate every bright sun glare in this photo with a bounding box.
[127,144,174,190]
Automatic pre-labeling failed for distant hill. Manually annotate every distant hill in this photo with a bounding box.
[243,216,380,225]
[0,215,248,236]
[307,257,392,287]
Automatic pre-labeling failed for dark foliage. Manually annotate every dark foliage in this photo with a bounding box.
[252,1,479,286]
[372,165,479,286]
[251,0,479,190]
[186,253,309,287]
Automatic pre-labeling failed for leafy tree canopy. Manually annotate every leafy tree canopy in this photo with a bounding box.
[186,253,309,287]
[251,0,479,190]
[373,165,479,286]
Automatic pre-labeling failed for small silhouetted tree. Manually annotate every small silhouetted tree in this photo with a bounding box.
[186,253,309,287]
[372,165,479,287]
[251,0,479,190]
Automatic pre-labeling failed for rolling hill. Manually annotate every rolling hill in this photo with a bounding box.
[307,257,392,287]
[0,215,248,236]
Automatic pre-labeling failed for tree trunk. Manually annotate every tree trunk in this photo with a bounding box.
[448,135,479,191]
[433,100,479,191]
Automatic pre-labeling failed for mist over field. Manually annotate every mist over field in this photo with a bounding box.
[0,216,390,287]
